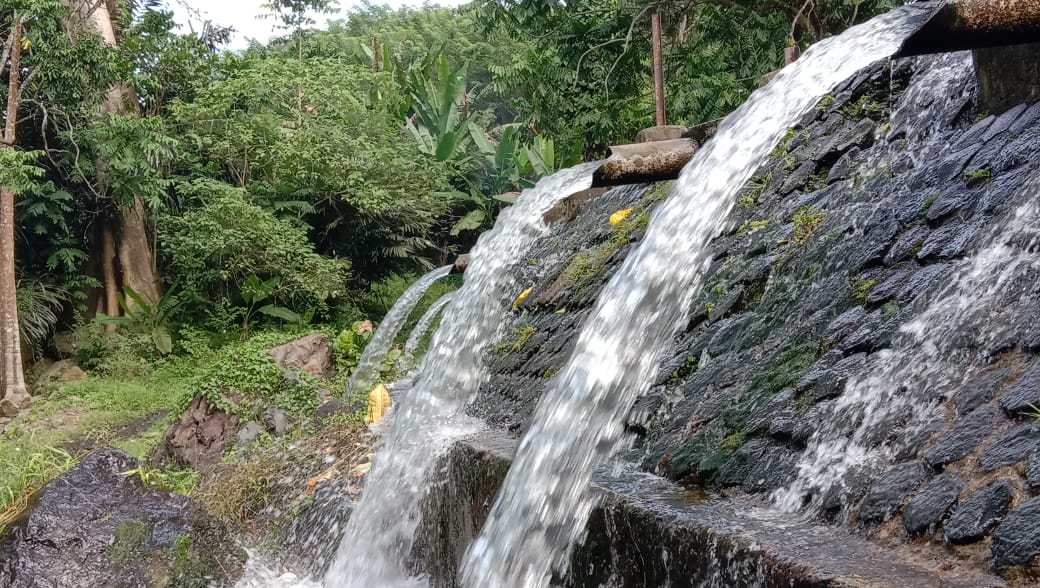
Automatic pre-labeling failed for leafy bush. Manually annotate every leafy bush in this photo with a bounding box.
[159,179,348,326]
[188,331,324,418]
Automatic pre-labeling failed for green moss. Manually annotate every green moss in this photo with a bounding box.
[106,520,152,565]
[541,364,562,379]
[816,92,836,112]
[852,277,877,302]
[770,127,798,158]
[795,392,814,415]
[720,432,746,454]
[964,166,993,182]
[511,324,537,352]
[791,205,826,245]
[738,219,770,234]
[881,301,901,319]
[923,193,938,212]
[747,340,822,398]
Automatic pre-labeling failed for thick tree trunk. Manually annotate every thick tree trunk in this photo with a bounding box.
[1,14,30,416]
[74,0,162,310]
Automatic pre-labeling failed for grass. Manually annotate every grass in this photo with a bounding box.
[0,360,194,517]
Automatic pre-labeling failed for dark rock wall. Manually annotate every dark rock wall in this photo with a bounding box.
[473,51,1040,578]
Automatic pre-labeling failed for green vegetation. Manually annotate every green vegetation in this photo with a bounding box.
[964,166,993,182]
[839,95,887,120]
[852,277,877,302]
[791,206,827,245]
[738,219,770,234]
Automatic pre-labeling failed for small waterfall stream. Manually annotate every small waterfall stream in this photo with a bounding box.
[397,292,454,374]
[323,163,597,586]
[459,8,927,587]
[773,178,1040,513]
[348,265,453,395]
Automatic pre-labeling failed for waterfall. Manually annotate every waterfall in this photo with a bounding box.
[772,178,1040,514]
[348,265,453,395]
[397,292,454,374]
[459,7,928,587]
[323,163,598,586]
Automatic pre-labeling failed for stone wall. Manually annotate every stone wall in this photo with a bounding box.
[472,51,1040,580]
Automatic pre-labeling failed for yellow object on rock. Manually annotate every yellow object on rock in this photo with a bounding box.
[609,208,633,225]
[364,384,391,424]
[512,287,533,309]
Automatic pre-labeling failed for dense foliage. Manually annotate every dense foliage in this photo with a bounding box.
[2,0,898,366]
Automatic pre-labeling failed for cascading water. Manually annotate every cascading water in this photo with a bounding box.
[397,292,454,374]
[459,7,928,587]
[323,163,598,586]
[348,265,452,395]
[772,176,1040,514]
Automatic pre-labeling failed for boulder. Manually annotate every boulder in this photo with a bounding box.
[924,405,1007,467]
[40,358,87,382]
[0,448,245,587]
[267,333,333,379]
[978,423,1040,470]
[944,479,1012,544]
[858,460,928,523]
[992,495,1040,569]
[151,394,238,473]
[903,472,965,535]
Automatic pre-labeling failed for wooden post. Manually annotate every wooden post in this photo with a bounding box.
[651,13,666,126]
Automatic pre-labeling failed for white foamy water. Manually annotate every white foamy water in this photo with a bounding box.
[348,264,452,395]
[322,163,598,586]
[459,7,929,587]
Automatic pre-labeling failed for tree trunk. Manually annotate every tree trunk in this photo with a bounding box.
[101,225,118,330]
[73,0,162,310]
[0,13,31,416]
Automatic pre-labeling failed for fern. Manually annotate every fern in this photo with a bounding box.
[16,279,71,354]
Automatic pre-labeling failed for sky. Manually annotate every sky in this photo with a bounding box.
[169,0,467,50]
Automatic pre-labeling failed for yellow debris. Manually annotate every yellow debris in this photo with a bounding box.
[364,383,391,424]
[609,208,633,225]
[512,287,533,309]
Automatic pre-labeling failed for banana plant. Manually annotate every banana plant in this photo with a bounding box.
[99,286,180,355]
[405,54,474,163]
[239,275,303,339]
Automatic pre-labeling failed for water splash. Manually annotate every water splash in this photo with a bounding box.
[323,163,598,586]
[348,265,453,395]
[459,7,928,587]
[397,292,455,374]
[773,178,1040,513]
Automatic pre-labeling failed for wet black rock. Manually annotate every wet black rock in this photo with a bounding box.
[917,220,983,260]
[1028,450,1040,493]
[1024,323,1040,353]
[925,406,1007,467]
[926,188,975,222]
[826,146,860,184]
[953,368,1012,415]
[858,460,928,523]
[883,225,931,265]
[742,443,799,493]
[903,472,965,535]
[866,266,915,304]
[944,479,1012,545]
[0,448,244,587]
[978,423,1040,470]
[897,263,954,302]
[1000,361,1040,414]
[992,496,1040,569]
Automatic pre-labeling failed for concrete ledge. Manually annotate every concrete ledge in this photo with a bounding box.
[414,432,1005,587]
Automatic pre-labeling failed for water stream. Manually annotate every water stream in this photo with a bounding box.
[773,176,1040,514]
[323,163,598,586]
[397,292,454,374]
[459,8,927,587]
[348,265,452,395]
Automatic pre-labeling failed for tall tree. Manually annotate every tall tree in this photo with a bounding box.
[0,10,30,416]
[68,0,163,315]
